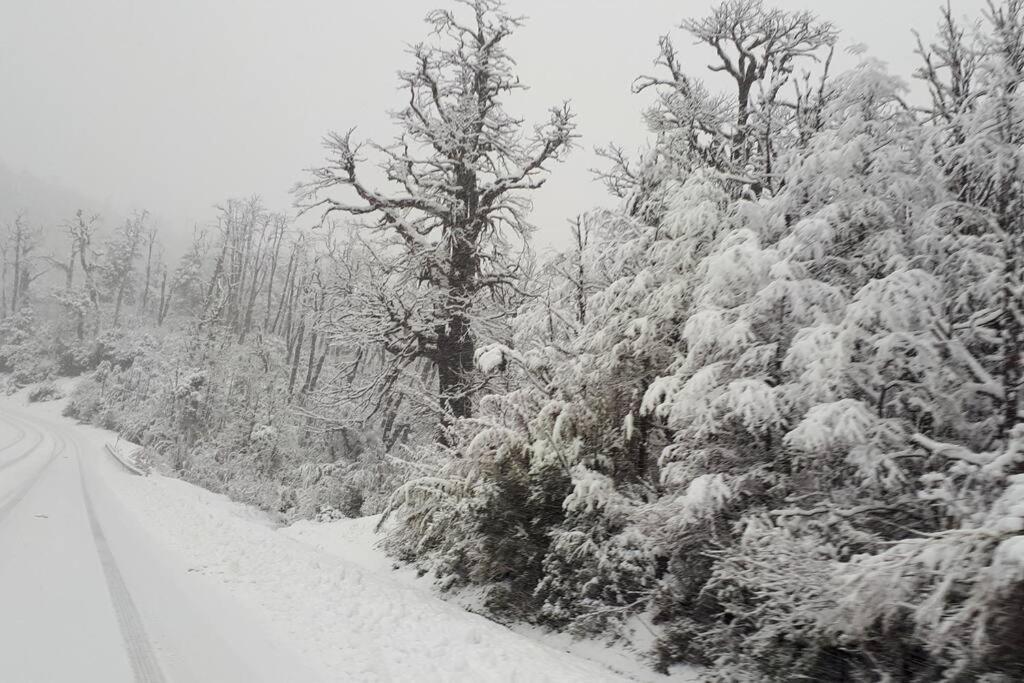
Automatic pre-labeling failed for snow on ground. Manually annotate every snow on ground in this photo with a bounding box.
[15,392,697,682]
[1,391,326,683]
[283,516,704,683]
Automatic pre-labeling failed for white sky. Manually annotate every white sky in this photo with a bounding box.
[0,0,990,250]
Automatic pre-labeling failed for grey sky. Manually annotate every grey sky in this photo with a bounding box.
[0,0,989,250]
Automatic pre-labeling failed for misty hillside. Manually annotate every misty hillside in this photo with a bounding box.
[0,162,111,228]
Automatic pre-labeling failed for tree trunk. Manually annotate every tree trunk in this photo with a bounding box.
[113,283,127,327]
[735,77,753,166]
[77,235,100,335]
[271,246,296,335]
[262,219,285,331]
[140,232,155,314]
[436,313,474,444]
[202,239,229,322]
[283,273,304,347]
[11,225,21,313]
[288,317,306,397]
[157,269,170,326]
[0,242,8,319]
[307,345,328,395]
[65,244,76,290]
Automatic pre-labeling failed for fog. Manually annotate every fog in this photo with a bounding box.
[0,0,988,250]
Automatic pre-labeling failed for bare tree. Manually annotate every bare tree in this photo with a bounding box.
[298,0,575,441]
[68,210,102,335]
[915,2,981,124]
[195,198,292,342]
[6,215,46,314]
[634,0,836,192]
[103,211,147,327]
[138,222,162,318]
[45,219,81,291]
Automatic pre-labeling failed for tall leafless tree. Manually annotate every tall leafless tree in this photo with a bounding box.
[6,215,45,314]
[104,211,146,327]
[298,0,575,441]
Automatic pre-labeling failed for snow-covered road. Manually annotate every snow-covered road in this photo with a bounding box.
[0,395,655,683]
[0,399,323,683]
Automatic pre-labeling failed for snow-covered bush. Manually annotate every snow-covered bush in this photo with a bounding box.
[0,307,58,389]
[27,380,63,403]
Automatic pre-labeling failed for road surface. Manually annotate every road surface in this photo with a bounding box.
[0,399,322,683]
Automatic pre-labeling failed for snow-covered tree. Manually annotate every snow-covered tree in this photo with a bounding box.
[383,4,1024,679]
[100,211,146,327]
[629,0,837,200]
[298,0,575,441]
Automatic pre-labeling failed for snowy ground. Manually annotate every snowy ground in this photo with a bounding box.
[0,390,703,682]
[282,516,703,682]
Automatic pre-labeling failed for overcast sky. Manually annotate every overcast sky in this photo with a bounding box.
[0,0,990,250]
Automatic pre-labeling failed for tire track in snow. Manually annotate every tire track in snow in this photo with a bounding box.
[77,442,167,683]
[0,411,45,474]
[0,414,64,523]
[0,416,28,452]
[0,406,166,682]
